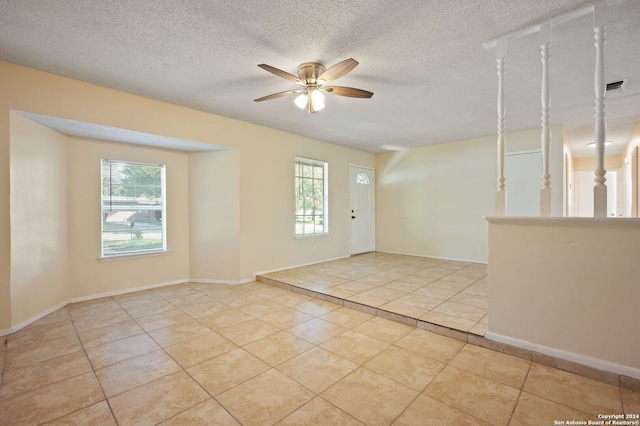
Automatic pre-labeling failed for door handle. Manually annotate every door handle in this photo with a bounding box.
[351,215,356,219]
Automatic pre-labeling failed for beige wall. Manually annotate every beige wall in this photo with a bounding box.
[573,155,623,171]
[375,127,564,262]
[486,217,640,379]
[9,112,70,327]
[189,150,241,282]
[67,136,191,299]
[0,60,374,331]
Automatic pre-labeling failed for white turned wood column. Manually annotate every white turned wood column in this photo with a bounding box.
[540,22,552,217]
[593,2,608,218]
[496,39,507,216]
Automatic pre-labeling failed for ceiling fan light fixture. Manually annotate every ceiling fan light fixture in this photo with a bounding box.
[588,141,611,147]
[311,90,325,110]
[294,93,308,109]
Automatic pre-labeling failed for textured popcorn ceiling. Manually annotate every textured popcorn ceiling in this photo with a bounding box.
[1,0,639,157]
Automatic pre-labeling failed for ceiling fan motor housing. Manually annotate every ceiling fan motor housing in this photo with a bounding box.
[297,62,326,85]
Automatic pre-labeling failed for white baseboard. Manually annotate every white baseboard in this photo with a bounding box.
[68,279,190,303]
[190,278,241,285]
[485,331,640,380]
[6,300,68,335]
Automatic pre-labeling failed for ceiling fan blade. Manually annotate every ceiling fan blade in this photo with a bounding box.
[254,89,304,102]
[324,86,373,98]
[318,58,358,83]
[257,64,303,84]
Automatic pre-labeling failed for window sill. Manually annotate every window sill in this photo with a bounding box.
[98,250,169,262]
[295,233,329,239]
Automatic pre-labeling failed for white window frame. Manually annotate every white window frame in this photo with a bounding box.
[295,156,329,237]
[100,159,167,258]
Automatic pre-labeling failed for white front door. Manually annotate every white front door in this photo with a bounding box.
[350,165,375,255]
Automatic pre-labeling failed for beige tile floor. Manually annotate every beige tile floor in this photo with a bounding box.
[261,252,489,335]
[0,278,638,425]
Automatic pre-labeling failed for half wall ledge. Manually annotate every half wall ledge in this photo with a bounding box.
[485,215,640,381]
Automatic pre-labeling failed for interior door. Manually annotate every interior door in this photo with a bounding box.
[350,165,375,255]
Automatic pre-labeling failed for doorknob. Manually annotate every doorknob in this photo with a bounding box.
[351,215,356,219]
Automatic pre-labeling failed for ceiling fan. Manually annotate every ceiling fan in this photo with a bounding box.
[254,58,373,114]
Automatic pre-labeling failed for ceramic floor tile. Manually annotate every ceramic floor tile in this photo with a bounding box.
[268,292,315,307]
[77,320,145,349]
[0,350,91,399]
[412,285,460,300]
[122,299,176,319]
[428,280,471,292]
[0,372,103,426]
[622,389,640,414]
[108,371,209,426]
[347,293,389,307]
[147,319,212,347]
[319,306,374,329]
[4,334,82,370]
[134,309,193,332]
[164,331,237,367]
[321,287,358,299]
[197,309,255,330]
[295,299,341,316]
[217,368,314,426]
[186,348,270,396]
[353,316,414,343]
[364,345,446,392]
[287,318,348,345]
[393,394,490,425]
[450,344,531,389]
[165,293,209,308]
[523,363,623,416]
[95,349,181,397]
[277,397,364,425]
[114,292,164,310]
[509,391,597,425]
[85,333,159,369]
[320,330,390,365]
[45,400,117,425]
[239,299,288,318]
[153,285,201,300]
[378,300,429,318]
[26,308,70,328]
[419,311,477,331]
[277,347,358,393]
[432,300,487,321]
[424,365,520,425]
[243,331,314,366]
[395,328,465,362]
[220,293,266,308]
[217,318,280,346]
[7,319,76,349]
[336,281,380,293]
[70,307,131,332]
[381,280,422,293]
[160,399,240,425]
[259,307,314,329]
[393,293,444,311]
[322,367,419,426]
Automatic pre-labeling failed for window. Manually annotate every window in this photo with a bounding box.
[355,172,370,185]
[101,160,166,257]
[295,157,328,236]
